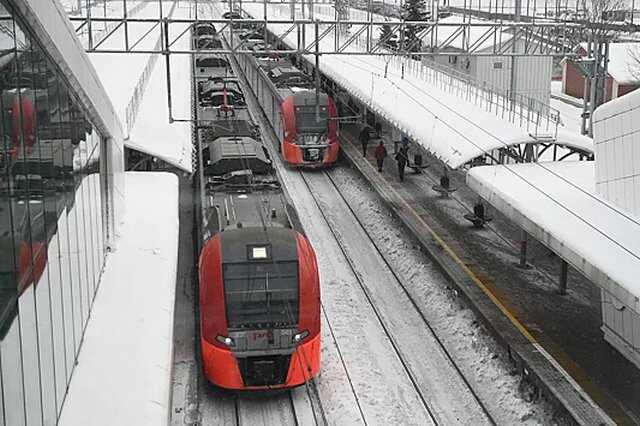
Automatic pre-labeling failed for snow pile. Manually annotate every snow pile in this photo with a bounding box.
[58,172,179,426]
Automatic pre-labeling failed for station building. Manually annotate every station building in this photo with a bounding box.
[0,0,126,424]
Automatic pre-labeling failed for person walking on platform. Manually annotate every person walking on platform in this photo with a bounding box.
[473,198,485,221]
[359,125,371,157]
[400,133,410,150]
[374,140,388,172]
[395,146,409,182]
[440,169,450,191]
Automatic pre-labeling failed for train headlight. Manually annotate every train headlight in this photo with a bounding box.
[292,330,309,344]
[216,335,235,347]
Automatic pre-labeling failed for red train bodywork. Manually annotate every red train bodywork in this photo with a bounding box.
[8,92,36,160]
[199,230,321,390]
[280,94,339,167]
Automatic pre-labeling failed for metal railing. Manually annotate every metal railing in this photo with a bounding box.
[124,1,179,135]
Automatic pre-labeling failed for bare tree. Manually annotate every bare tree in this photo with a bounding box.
[579,0,628,22]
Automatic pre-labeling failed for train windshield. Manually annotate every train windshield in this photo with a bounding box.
[295,105,328,134]
[223,261,299,329]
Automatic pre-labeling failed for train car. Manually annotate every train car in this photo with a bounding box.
[193,33,321,390]
[230,28,340,167]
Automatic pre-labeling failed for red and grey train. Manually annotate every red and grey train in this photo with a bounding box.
[230,27,340,166]
[194,25,321,390]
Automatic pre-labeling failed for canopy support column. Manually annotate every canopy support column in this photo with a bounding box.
[558,259,568,295]
[516,229,530,269]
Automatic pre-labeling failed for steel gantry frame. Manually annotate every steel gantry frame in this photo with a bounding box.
[66,0,635,57]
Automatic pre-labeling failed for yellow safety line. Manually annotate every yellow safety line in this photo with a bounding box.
[342,135,539,344]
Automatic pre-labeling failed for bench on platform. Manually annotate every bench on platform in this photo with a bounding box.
[408,153,428,173]
[432,184,456,198]
[463,213,493,229]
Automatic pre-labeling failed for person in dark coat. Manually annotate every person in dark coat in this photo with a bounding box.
[359,126,371,157]
[440,169,450,190]
[374,140,388,172]
[473,198,485,221]
[395,146,409,181]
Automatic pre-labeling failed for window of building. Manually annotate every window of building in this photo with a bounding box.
[0,1,107,423]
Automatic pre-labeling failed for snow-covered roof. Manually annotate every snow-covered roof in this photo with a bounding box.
[89,4,192,172]
[424,15,514,52]
[58,172,179,426]
[579,42,640,85]
[467,161,640,314]
[126,21,192,172]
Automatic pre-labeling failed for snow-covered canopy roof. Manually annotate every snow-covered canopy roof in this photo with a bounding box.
[468,161,640,314]
[579,42,640,85]
[311,52,592,168]
[89,8,193,172]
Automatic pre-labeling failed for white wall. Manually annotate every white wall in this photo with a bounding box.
[592,84,640,369]
[474,49,552,105]
[592,89,640,219]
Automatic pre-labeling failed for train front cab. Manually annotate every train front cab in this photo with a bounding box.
[199,227,320,390]
[280,93,339,167]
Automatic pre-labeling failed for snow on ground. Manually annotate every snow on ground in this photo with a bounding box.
[126,7,193,172]
[234,2,592,168]
[550,80,586,135]
[279,168,436,425]
[552,97,584,134]
[329,165,558,424]
[58,172,179,426]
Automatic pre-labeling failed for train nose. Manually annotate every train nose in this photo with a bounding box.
[239,355,292,387]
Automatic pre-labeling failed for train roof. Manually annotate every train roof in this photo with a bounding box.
[204,136,271,175]
[268,65,310,84]
[219,227,298,263]
[196,55,230,68]
[292,91,329,107]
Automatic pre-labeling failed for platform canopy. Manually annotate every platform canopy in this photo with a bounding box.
[467,161,640,314]
[237,2,594,169]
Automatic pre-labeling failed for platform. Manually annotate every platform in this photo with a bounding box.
[58,172,179,426]
[339,126,628,424]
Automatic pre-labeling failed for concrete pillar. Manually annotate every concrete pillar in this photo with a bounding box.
[558,259,568,295]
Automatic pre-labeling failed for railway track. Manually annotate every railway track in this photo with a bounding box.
[207,7,495,421]
[298,168,498,426]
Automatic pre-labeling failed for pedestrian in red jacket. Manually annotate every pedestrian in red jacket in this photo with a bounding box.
[374,140,388,172]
